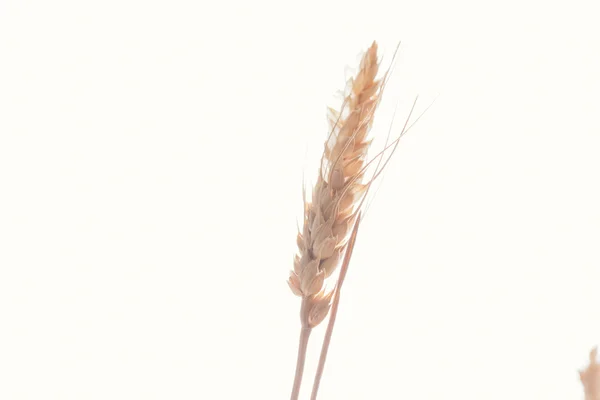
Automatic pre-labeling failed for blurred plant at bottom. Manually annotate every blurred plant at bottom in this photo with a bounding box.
[580,347,600,400]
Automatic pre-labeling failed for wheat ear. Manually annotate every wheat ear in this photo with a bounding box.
[288,42,384,400]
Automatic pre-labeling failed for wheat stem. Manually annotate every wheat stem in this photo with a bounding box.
[309,214,361,400]
[290,298,313,400]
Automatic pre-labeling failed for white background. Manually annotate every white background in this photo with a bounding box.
[1,0,599,399]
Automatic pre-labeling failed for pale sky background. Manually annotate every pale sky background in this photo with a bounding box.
[1,0,600,399]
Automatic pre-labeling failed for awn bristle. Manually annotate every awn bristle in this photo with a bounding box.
[287,42,383,328]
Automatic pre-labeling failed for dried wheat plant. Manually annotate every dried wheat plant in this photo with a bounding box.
[581,347,600,400]
[287,41,416,400]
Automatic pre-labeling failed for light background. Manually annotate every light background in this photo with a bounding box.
[1,0,599,399]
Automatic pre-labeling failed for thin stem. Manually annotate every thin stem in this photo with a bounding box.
[310,214,362,400]
[290,298,313,400]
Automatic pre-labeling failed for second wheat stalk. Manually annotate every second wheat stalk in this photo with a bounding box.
[288,42,387,400]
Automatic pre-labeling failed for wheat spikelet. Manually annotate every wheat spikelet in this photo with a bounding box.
[287,42,383,328]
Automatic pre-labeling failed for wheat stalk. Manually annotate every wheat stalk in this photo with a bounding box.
[309,211,362,400]
[287,41,389,400]
[286,39,426,399]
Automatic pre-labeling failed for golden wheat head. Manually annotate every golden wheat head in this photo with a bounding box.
[287,42,383,328]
